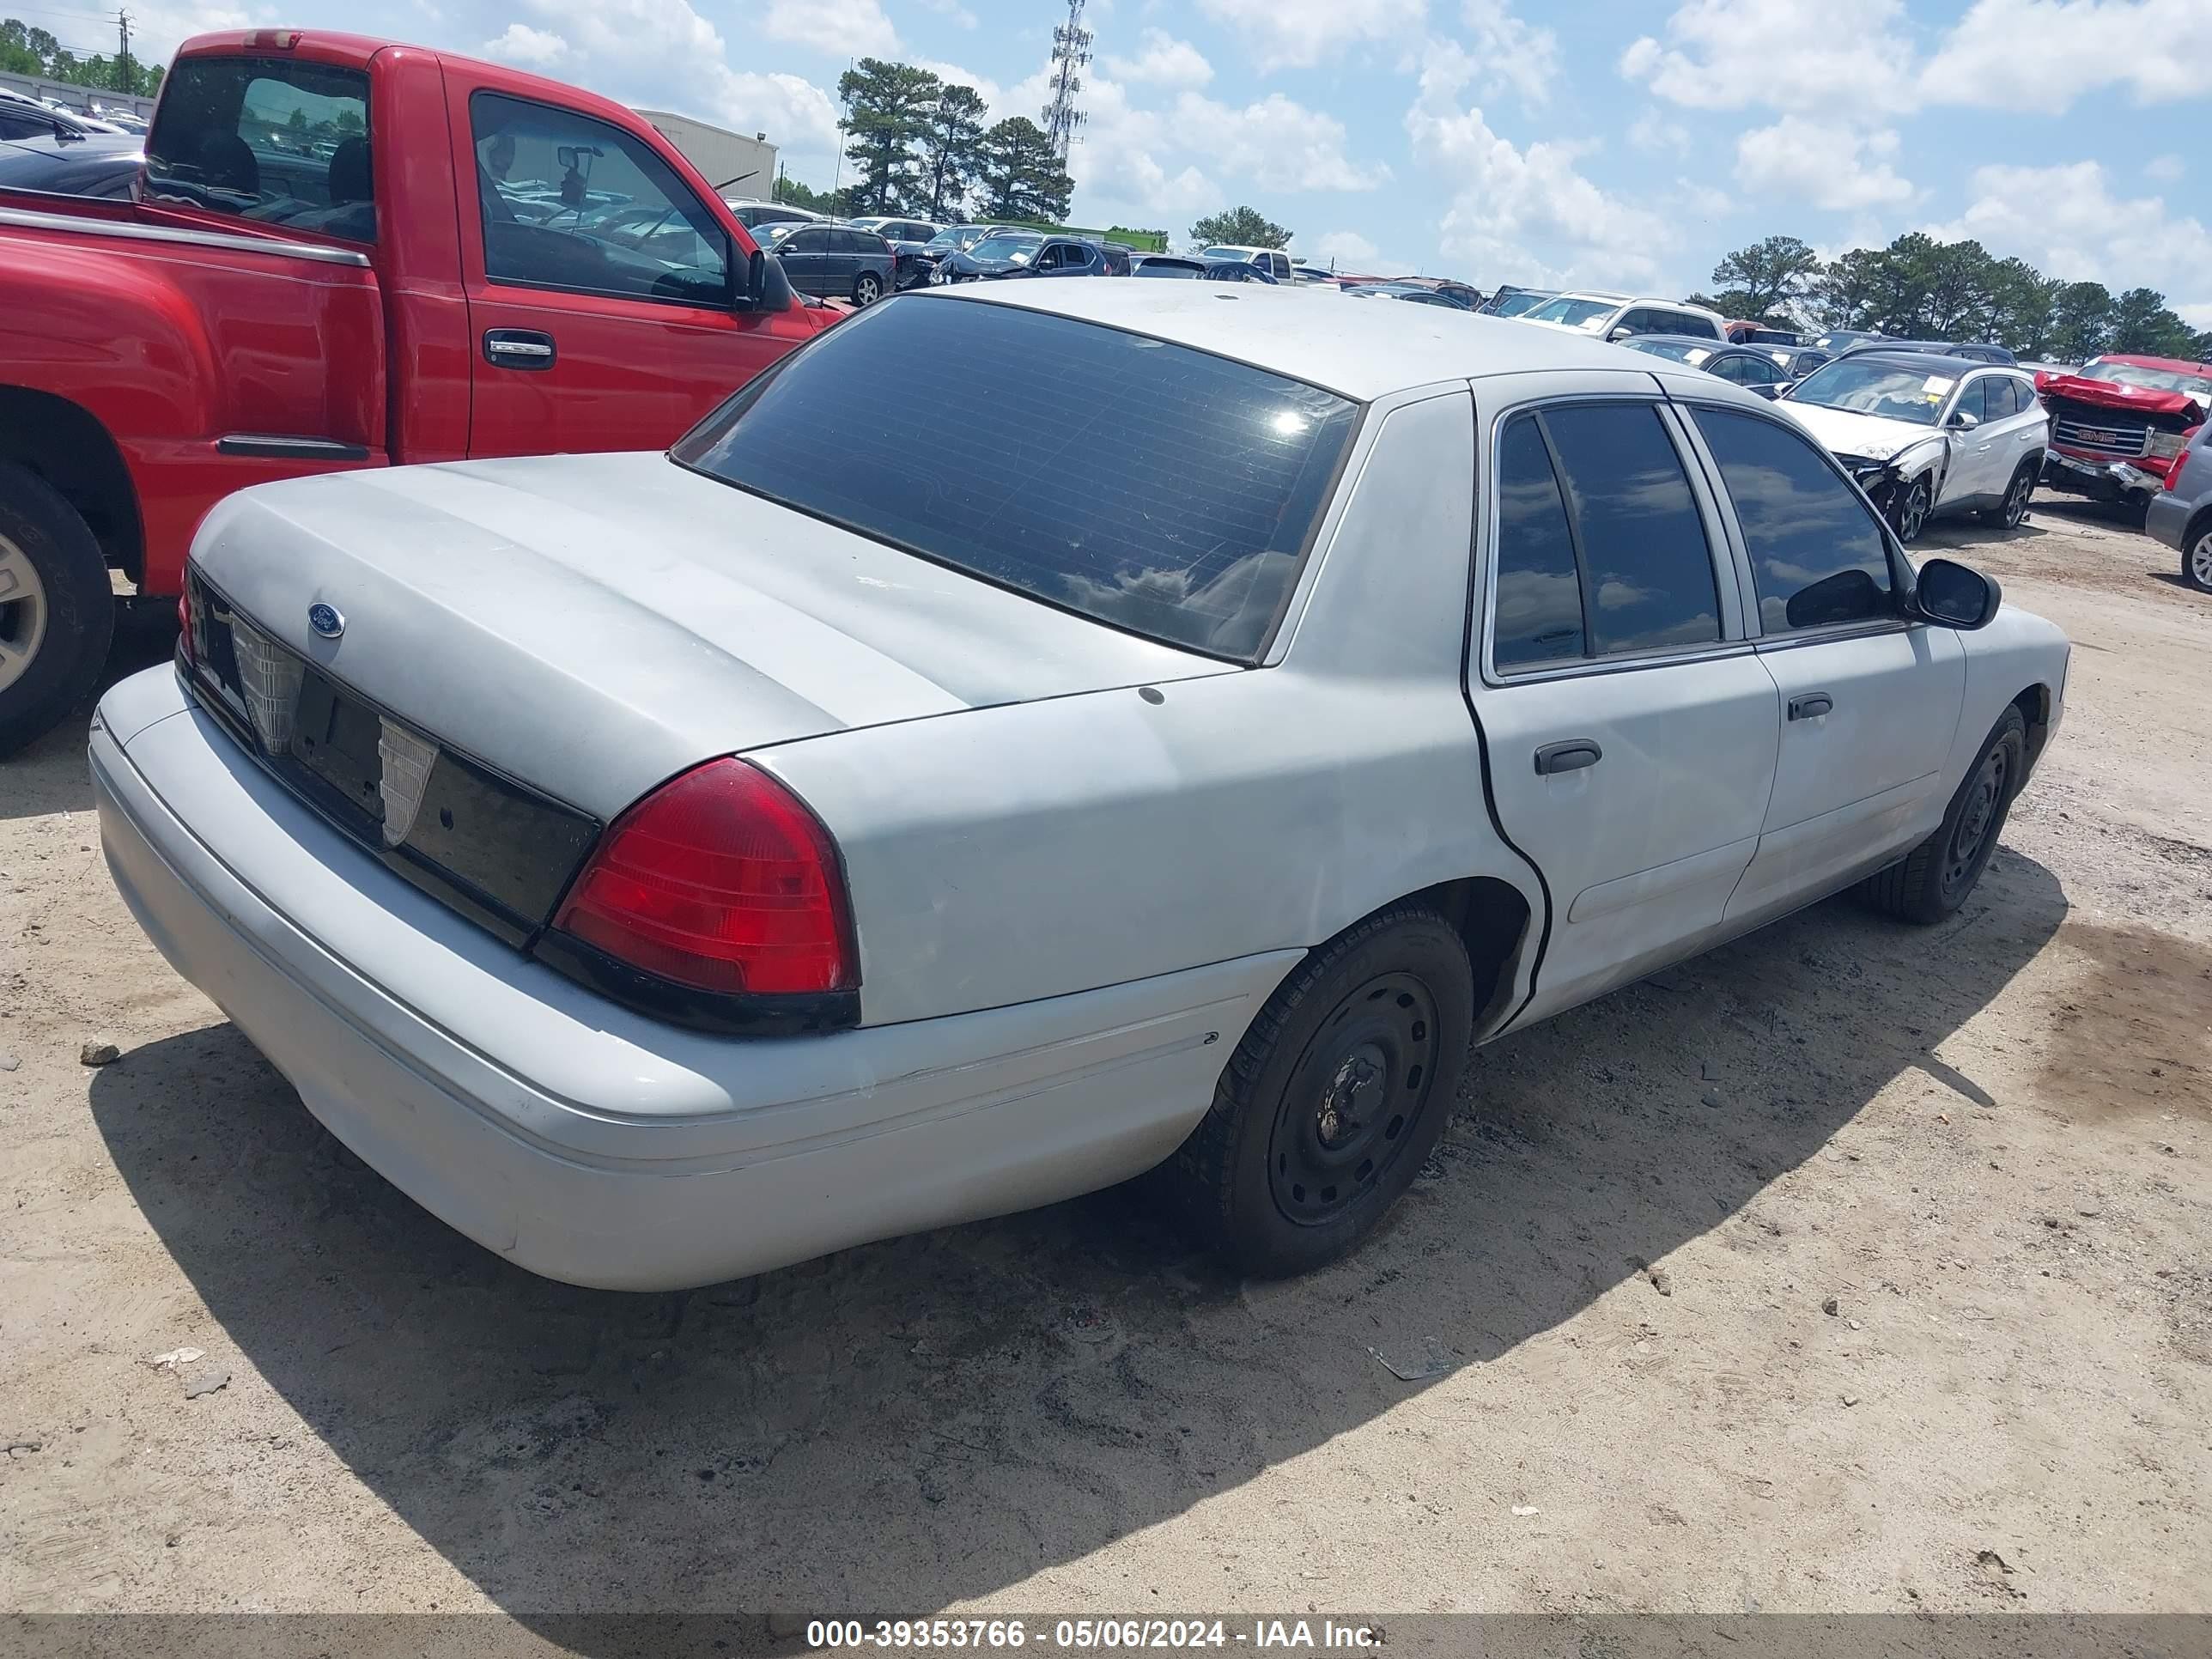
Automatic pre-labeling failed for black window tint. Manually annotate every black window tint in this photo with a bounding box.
[785,227,825,252]
[144,56,374,241]
[674,298,1358,661]
[1991,378,2025,417]
[1737,354,1782,383]
[1692,407,1893,633]
[1492,416,1586,669]
[471,91,728,307]
[1541,404,1720,655]
[1953,379,1988,424]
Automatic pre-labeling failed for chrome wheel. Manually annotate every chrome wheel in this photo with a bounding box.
[2189,532,2212,594]
[1894,477,1931,544]
[2000,468,2033,529]
[0,529,49,696]
[854,273,882,306]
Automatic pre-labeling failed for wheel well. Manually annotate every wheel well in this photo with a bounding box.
[0,386,143,580]
[2012,683,2053,782]
[1401,876,1533,1036]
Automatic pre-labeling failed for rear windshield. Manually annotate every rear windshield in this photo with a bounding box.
[672,296,1359,660]
[144,56,374,242]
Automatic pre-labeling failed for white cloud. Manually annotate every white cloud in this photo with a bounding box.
[1196,0,1427,71]
[1310,230,1377,264]
[1928,161,2212,318]
[483,22,567,68]
[1454,0,1559,105]
[1623,0,1915,113]
[1920,0,2212,107]
[1103,28,1212,88]
[1672,178,1734,220]
[122,0,253,64]
[763,0,897,58]
[1628,107,1690,158]
[1169,91,1388,193]
[1734,118,1913,211]
[2145,154,2185,183]
[916,0,979,27]
[1405,54,1678,289]
[913,59,1005,114]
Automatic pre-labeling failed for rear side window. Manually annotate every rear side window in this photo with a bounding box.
[1492,417,1586,669]
[1691,407,1893,632]
[144,56,374,241]
[674,297,1358,660]
[1540,404,1721,656]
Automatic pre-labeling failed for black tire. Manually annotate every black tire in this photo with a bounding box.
[0,461,114,757]
[1162,906,1475,1277]
[853,271,883,307]
[1857,705,2027,924]
[1891,474,1933,544]
[2179,515,2212,595]
[1980,461,2036,529]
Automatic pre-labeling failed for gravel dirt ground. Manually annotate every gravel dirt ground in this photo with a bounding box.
[1,495,2206,1638]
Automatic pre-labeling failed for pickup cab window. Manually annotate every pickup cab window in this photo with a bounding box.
[471,91,729,308]
[144,56,375,241]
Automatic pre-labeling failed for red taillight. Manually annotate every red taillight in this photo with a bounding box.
[553,758,856,997]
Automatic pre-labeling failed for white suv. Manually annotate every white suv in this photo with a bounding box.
[1200,244,1295,283]
[1520,291,1729,343]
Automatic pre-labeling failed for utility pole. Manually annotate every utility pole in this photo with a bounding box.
[115,8,131,94]
[1041,0,1089,162]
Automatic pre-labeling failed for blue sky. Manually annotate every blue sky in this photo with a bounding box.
[104,0,2212,321]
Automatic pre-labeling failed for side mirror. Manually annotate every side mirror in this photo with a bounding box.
[1948,409,1979,430]
[1911,557,2002,629]
[744,246,768,308]
[1607,325,1634,342]
[1772,380,1796,397]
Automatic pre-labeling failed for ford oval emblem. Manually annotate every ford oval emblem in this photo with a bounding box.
[307,602,344,640]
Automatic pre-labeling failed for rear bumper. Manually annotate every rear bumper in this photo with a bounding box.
[2143,489,2197,552]
[2040,448,2161,501]
[91,667,1287,1290]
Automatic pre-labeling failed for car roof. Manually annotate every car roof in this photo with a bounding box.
[1836,349,2021,377]
[923,283,1674,401]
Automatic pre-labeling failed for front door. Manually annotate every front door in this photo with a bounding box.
[1473,391,1781,1024]
[458,88,790,459]
[1677,403,1967,924]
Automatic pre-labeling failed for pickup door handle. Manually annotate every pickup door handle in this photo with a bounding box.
[1534,739,1602,775]
[1788,693,1834,720]
[483,329,556,370]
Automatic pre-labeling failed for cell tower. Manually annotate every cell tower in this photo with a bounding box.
[1042,0,1091,161]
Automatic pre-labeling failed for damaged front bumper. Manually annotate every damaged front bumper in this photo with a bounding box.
[2041,449,2164,502]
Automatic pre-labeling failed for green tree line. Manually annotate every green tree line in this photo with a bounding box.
[780,58,1075,225]
[1689,233,2209,362]
[0,16,161,97]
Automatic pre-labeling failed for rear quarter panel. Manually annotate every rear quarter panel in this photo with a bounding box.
[752,388,1543,1027]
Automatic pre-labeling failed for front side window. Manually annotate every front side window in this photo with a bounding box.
[144,56,374,241]
[1492,416,1586,669]
[1692,406,1893,633]
[1951,378,1990,424]
[471,91,728,307]
[674,298,1358,661]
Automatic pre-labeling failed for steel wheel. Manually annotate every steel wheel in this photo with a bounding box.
[1894,477,1932,544]
[0,529,50,697]
[854,272,882,306]
[1940,740,2010,905]
[1999,467,2033,529]
[1267,970,1441,1228]
[2188,531,2212,594]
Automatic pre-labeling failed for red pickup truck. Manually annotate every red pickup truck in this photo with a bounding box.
[0,29,840,753]
[2036,354,2212,514]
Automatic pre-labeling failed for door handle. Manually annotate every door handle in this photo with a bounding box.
[1788,693,1833,720]
[483,329,556,370]
[1534,739,1602,775]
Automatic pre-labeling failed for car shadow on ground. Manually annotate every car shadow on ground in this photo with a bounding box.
[1,611,174,822]
[88,848,2068,1636]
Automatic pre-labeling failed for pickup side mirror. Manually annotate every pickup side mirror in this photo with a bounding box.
[1911,557,2002,629]
[746,246,768,307]
[1948,409,1980,429]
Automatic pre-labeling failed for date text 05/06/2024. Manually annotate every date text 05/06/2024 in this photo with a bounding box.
[806,1619,1381,1652]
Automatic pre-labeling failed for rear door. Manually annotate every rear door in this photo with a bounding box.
[1472,385,1780,1024]
[1677,402,1966,923]
[456,87,790,458]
